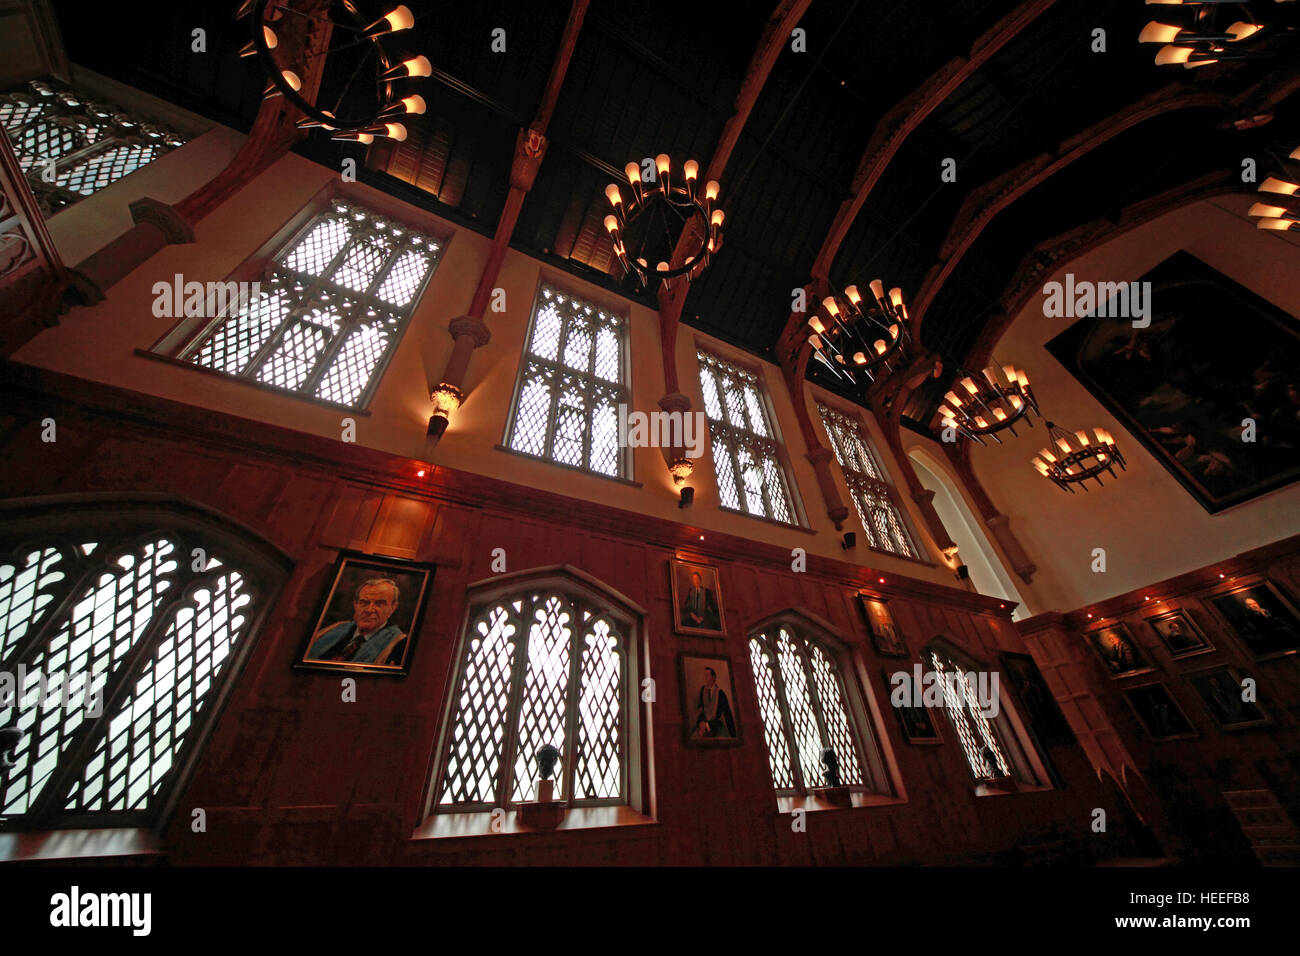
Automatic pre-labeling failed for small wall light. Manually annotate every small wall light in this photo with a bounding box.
[955,564,970,580]
[841,531,856,550]
[428,382,464,437]
[679,486,695,509]
[669,457,694,485]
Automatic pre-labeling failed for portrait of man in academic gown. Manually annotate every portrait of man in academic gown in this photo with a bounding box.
[691,666,736,739]
[307,577,408,666]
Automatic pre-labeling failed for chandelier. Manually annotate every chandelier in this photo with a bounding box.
[937,364,1039,444]
[1247,143,1300,231]
[1139,0,1297,69]
[806,280,910,385]
[602,155,724,289]
[236,0,429,145]
[1031,422,1126,492]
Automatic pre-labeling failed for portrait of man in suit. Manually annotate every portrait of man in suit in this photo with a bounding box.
[672,561,726,635]
[307,577,408,665]
[1088,626,1147,676]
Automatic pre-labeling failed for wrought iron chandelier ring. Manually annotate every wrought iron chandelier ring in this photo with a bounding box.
[806,280,910,385]
[604,155,724,286]
[240,0,428,141]
[938,364,1038,445]
[1032,422,1126,493]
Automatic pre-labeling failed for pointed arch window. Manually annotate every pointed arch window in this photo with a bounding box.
[433,576,640,811]
[925,641,1049,790]
[168,199,443,410]
[0,500,286,830]
[747,620,889,796]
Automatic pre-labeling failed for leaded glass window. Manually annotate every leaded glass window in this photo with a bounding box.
[435,587,627,810]
[927,647,1012,783]
[698,350,797,524]
[0,516,273,829]
[818,403,919,558]
[0,80,184,217]
[177,200,442,409]
[748,624,878,796]
[504,285,628,478]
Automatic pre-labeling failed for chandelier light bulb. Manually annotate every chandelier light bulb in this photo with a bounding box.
[605,184,623,207]
[282,70,302,91]
[844,285,861,304]
[1226,21,1262,41]
[1260,176,1300,196]
[961,377,978,395]
[874,339,887,355]
[684,159,699,180]
[603,214,619,234]
[868,278,885,300]
[1249,202,1288,217]
[1155,44,1193,65]
[1258,218,1298,230]
[888,287,904,308]
[822,296,840,317]
[264,26,279,48]
[705,180,719,201]
[711,209,724,227]
[853,352,867,365]
[1139,22,1183,43]
[625,162,641,184]
[655,153,670,175]
[1039,448,1055,463]
[808,315,826,334]
[944,391,963,407]
[808,333,824,350]
[383,122,407,141]
[400,94,426,114]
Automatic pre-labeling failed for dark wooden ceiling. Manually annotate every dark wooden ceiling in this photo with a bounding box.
[53,0,1300,429]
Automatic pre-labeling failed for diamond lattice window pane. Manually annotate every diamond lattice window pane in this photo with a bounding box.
[700,369,724,421]
[711,434,742,511]
[1,539,177,815]
[189,290,289,376]
[573,621,621,800]
[749,638,795,791]
[55,144,162,196]
[64,571,253,814]
[282,217,352,276]
[509,365,553,458]
[589,393,620,476]
[330,236,391,293]
[373,249,431,306]
[0,547,69,663]
[0,99,45,131]
[930,651,1010,780]
[775,628,825,788]
[17,121,83,170]
[438,605,518,806]
[551,381,588,468]
[593,325,620,383]
[529,297,562,362]
[256,312,338,391]
[561,318,593,374]
[808,642,864,786]
[510,596,572,804]
[315,320,392,407]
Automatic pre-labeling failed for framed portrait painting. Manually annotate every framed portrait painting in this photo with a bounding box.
[1145,608,1214,659]
[999,652,1074,746]
[1207,581,1300,660]
[859,595,908,659]
[1122,683,1197,742]
[1185,666,1270,732]
[670,559,726,637]
[883,667,941,744]
[679,653,742,747]
[295,552,433,675]
[1045,251,1300,514]
[1084,623,1152,678]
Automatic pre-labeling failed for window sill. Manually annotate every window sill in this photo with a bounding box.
[718,505,814,535]
[134,349,373,415]
[863,544,934,568]
[776,791,904,814]
[974,780,1052,798]
[0,827,163,864]
[492,444,642,487]
[411,804,659,841]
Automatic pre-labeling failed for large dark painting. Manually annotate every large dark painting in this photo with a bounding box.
[1047,252,1300,513]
